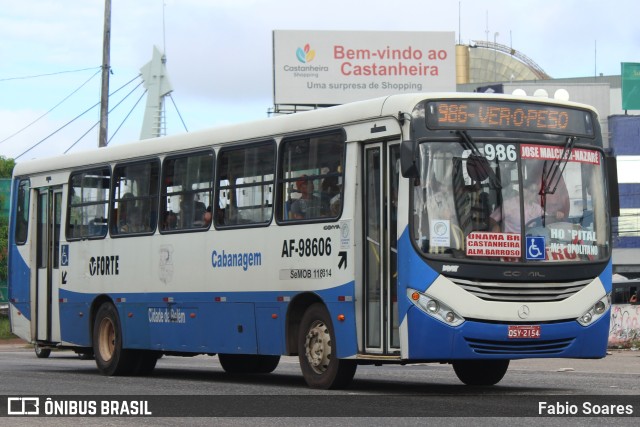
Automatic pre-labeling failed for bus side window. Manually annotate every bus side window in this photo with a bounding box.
[215,141,275,227]
[277,131,345,222]
[111,160,160,236]
[160,151,213,232]
[66,168,110,240]
[15,179,30,244]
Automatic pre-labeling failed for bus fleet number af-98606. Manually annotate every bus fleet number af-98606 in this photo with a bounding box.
[281,237,332,258]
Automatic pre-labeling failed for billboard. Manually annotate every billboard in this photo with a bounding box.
[273,30,455,105]
[622,62,640,110]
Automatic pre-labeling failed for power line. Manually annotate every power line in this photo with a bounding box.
[0,68,102,145]
[14,101,100,160]
[64,81,146,154]
[0,66,101,82]
[15,74,142,160]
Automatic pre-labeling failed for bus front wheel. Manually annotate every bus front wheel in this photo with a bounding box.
[452,359,510,386]
[92,302,136,376]
[297,303,356,389]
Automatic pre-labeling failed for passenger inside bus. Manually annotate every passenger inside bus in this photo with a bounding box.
[117,193,137,233]
[290,175,321,219]
[202,206,213,226]
[162,211,177,230]
[179,194,208,227]
[194,196,207,225]
[320,175,340,216]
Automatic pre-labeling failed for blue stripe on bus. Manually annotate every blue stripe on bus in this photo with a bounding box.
[397,227,439,325]
[58,281,358,358]
[7,246,31,320]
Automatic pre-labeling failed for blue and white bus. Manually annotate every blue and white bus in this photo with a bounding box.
[8,93,619,388]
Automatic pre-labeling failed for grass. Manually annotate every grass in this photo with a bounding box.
[0,315,17,340]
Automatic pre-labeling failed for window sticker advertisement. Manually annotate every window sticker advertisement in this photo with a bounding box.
[430,220,451,247]
[466,232,521,257]
[520,144,600,165]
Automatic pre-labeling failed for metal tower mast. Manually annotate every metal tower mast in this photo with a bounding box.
[139,45,173,140]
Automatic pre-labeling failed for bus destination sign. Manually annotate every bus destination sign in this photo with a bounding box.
[426,101,594,136]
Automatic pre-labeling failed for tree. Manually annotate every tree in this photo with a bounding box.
[0,156,15,179]
[0,156,14,298]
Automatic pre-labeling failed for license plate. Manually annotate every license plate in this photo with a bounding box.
[508,325,541,339]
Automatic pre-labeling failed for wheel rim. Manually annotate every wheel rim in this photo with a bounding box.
[97,317,115,362]
[304,320,332,374]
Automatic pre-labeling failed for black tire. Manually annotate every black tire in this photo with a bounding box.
[76,348,94,360]
[132,350,160,376]
[253,355,280,374]
[92,302,137,376]
[219,354,280,374]
[298,303,357,389]
[34,343,51,359]
[452,359,510,386]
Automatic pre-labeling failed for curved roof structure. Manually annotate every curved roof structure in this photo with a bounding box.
[458,41,551,84]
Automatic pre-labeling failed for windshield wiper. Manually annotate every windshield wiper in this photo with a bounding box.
[539,136,576,226]
[543,136,576,195]
[456,130,502,189]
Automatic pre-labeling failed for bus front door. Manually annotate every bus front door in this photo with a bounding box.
[363,142,400,355]
[34,187,62,343]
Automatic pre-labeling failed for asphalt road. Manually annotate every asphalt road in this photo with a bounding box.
[0,340,638,426]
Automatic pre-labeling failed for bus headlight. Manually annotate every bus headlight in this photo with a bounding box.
[408,289,464,327]
[577,294,610,327]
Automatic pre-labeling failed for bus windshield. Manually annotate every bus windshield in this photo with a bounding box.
[413,140,610,263]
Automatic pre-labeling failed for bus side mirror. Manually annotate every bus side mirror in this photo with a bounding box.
[400,139,419,178]
[606,154,620,218]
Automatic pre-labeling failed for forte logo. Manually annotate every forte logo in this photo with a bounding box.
[296,43,316,63]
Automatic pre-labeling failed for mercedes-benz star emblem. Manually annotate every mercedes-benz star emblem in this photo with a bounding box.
[517,305,530,319]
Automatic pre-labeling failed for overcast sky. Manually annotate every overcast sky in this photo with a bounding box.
[1,0,638,160]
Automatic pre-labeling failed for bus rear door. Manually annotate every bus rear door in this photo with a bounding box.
[34,186,63,343]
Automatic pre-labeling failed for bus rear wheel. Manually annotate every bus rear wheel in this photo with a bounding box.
[219,354,280,374]
[34,343,51,359]
[297,303,356,389]
[452,359,510,386]
[92,302,136,376]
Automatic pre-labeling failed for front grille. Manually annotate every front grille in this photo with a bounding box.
[465,337,574,355]
[450,278,592,302]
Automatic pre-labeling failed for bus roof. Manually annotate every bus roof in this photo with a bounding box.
[13,92,599,178]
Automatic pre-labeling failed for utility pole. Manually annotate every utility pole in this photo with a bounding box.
[98,0,111,147]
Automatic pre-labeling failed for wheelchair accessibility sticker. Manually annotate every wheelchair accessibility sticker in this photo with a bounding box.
[61,244,69,266]
[526,236,545,260]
